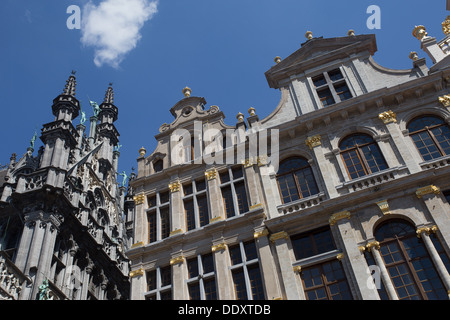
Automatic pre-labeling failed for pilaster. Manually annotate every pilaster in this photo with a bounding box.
[205,168,226,222]
[211,241,234,299]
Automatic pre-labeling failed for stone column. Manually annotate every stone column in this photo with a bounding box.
[417,227,450,295]
[171,256,187,300]
[366,241,399,300]
[255,160,282,220]
[129,267,146,300]
[212,242,234,299]
[205,168,226,223]
[169,181,184,236]
[378,111,421,173]
[269,231,302,300]
[306,135,339,198]
[132,193,146,245]
[329,211,380,299]
[254,228,283,300]
[242,160,262,208]
[416,185,450,247]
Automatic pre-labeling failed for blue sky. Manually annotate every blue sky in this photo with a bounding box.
[0,0,447,179]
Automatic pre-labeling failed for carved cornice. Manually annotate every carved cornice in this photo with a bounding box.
[329,211,351,226]
[305,135,322,150]
[378,110,397,124]
[416,185,441,198]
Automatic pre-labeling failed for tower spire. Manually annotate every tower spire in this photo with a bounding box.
[104,83,114,104]
[63,71,77,96]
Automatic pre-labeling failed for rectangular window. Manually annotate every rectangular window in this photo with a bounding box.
[229,240,265,300]
[220,166,249,219]
[145,266,172,300]
[291,227,336,260]
[312,68,352,107]
[302,260,352,300]
[187,253,217,300]
[182,179,210,231]
[146,190,171,243]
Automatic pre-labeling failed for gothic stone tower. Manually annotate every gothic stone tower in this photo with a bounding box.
[0,74,131,300]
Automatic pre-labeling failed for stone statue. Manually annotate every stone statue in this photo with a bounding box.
[38,279,50,300]
[89,100,101,117]
[30,131,37,149]
[80,110,86,125]
[118,171,128,187]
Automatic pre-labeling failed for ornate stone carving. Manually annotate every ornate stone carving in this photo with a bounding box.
[253,228,269,239]
[442,16,450,35]
[168,182,180,193]
[438,95,450,107]
[170,256,184,265]
[211,243,227,253]
[366,241,380,252]
[305,135,322,149]
[416,225,438,238]
[269,231,289,243]
[416,185,441,198]
[375,200,391,215]
[378,110,397,124]
[329,211,351,226]
[133,194,145,205]
[205,168,217,181]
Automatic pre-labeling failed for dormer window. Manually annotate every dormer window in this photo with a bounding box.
[312,68,352,107]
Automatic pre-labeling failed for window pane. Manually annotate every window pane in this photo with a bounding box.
[328,69,344,82]
[220,171,230,183]
[148,211,157,243]
[202,253,215,274]
[221,185,236,218]
[317,88,335,107]
[197,195,209,227]
[196,179,206,191]
[247,265,265,300]
[203,278,217,300]
[295,167,319,198]
[148,195,157,208]
[277,157,310,175]
[160,266,172,287]
[160,290,172,300]
[184,184,193,196]
[291,228,335,260]
[341,150,366,179]
[232,167,243,179]
[229,245,243,265]
[184,199,196,231]
[188,283,201,300]
[431,125,450,155]
[278,174,300,204]
[243,241,258,261]
[334,83,352,101]
[147,270,157,291]
[411,132,442,161]
[312,74,327,87]
[361,144,388,173]
[160,207,170,239]
[187,258,199,279]
[232,269,248,300]
[407,116,445,133]
[159,191,170,204]
[234,181,249,214]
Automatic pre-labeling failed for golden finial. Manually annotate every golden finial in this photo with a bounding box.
[347,29,355,36]
[236,112,244,122]
[412,25,428,40]
[248,107,256,116]
[305,31,313,40]
[139,146,146,156]
[274,56,281,64]
[442,16,450,36]
[409,51,419,61]
[182,87,192,98]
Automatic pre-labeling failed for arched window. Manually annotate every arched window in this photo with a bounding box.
[374,219,448,300]
[276,157,319,204]
[407,115,450,161]
[339,134,388,180]
[153,159,163,173]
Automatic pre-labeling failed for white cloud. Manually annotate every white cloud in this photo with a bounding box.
[81,0,158,68]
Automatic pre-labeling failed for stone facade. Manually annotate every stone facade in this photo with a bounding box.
[0,75,132,300]
[127,25,450,300]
